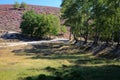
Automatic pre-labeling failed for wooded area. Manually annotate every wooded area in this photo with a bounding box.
[61,0,120,47]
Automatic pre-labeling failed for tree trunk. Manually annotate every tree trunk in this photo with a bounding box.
[117,32,120,48]
[111,32,114,45]
[93,33,99,45]
[105,37,109,46]
[84,33,88,44]
[69,32,72,40]
[73,34,79,44]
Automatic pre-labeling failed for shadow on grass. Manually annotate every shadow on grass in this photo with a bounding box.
[78,42,120,59]
[12,43,82,56]
[12,43,120,80]
[93,44,109,55]
[98,47,120,59]
[20,65,120,80]
[28,52,91,60]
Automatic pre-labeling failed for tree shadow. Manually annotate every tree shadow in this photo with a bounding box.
[77,42,120,59]
[11,43,120,80]
[1,32,53,42]
[75,57,119,65]
[98,47,120,59]
[78,42,100,53]
[93,44,110,55]
[12,43,82,58]
[30,54,83,60]
[20,65,120,80]
[12,41,120,60]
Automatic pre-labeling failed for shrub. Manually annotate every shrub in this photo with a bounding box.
[45,15,61,36]
[13,1,20,9]
[20,10,36,37]
[20,2,27,9]
[20,10,61,39]
[61,25,67,33]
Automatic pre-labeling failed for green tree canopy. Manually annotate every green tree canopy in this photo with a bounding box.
[13,1,20,9]
[61,0,120,45]
[20,10,63,39]
[20,2,27,9]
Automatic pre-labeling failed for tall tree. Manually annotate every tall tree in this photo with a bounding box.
[61,0,120,45]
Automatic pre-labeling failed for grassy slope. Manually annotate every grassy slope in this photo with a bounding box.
[0,45,120,80]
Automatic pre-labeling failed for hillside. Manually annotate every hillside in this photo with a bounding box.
[0,4,60,32]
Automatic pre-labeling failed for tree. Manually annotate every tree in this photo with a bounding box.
[13,1,20,9]
[20,2,27,9]
[61,0,120,46]
[61,25,67,33]
[20,10,62,39]
[44,15,61,36]
[20,10,37,37]
[61,0,92,43]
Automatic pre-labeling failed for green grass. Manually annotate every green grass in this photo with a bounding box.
[0,56,65,80]
[0,45,120,80]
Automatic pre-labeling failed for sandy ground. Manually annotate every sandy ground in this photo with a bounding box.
[0,38,69,48]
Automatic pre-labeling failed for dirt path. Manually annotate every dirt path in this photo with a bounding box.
[0,38,69,48]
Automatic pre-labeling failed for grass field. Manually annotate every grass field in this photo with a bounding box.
[0,44,120,80]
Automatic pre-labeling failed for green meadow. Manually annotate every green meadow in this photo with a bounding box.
[0,45,120,80]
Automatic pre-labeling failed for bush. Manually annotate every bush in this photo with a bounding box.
[61,25,67,33]
[20,10,61,39]
[46,15,61,36]
[13,1,20,9]
[20,10,36,37]
[20,2,27,9]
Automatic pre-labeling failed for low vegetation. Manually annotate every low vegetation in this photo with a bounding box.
[14,1,27,9]
[20,10,66,39]
[13,1,20,9]
[0,44,120,80]
[20,2,27,9]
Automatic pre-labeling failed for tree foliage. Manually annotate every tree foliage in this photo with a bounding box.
[20,2,27,9]
[13,1,20,9]
[61,0,120,45]
[13,1,27,9]
[61,25,67,33]
[20,10,62,39]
